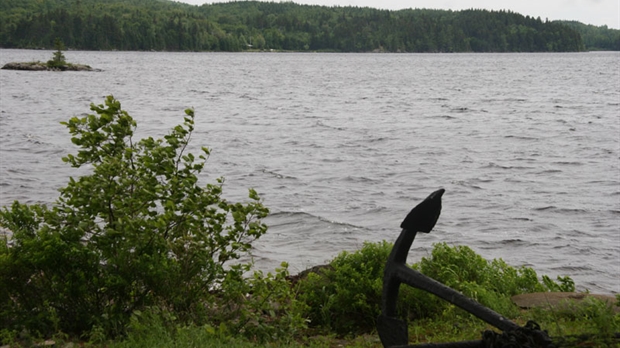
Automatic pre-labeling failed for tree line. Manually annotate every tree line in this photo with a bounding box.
[1,0,616,52]
[558,21,620,51]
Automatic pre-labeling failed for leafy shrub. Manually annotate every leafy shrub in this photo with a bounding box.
[115,262,308,344]
[210,262,308,343]
[296,241,391,335]
[0,96,269,339]
[295,241,435,335]
[296,241,575,335]
[542,275,575,293]
[417,243,575,317]
[418,243,541,295]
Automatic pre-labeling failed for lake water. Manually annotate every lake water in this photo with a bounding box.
[1,49,618,294]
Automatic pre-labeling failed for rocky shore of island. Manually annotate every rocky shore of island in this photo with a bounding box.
[2,61,98,71]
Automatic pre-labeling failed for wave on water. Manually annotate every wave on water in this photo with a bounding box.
[503,135,538,140]
[534,169,563,174]
[252,210,370,273]
[266,210,365,231]
[533,206,590,214]
[314,120,346,131]
[497,238,537,247]
[340,175,382,184]
[259,168,298,180]
[551,161,584,166]
[482,162,535,170]
[428,114,458,120]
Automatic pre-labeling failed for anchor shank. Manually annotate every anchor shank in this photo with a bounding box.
[382,229,418,317]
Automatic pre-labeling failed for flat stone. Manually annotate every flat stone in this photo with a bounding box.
[511,292,619,313]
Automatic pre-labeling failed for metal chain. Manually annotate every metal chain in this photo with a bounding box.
[482,321,555,348]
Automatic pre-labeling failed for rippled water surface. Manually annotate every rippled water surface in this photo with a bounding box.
[1,50,619,293]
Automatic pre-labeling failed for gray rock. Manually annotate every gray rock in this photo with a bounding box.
[1,61,98,71]
[511,292,620,313]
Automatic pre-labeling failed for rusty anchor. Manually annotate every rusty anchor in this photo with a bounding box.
[377,189,552,348]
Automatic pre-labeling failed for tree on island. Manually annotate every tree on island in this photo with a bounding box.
[1,38,95,71]
[47,37,67,69]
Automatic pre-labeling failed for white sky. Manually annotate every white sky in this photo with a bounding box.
[178,0,620,29]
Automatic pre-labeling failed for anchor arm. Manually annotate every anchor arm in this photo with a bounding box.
[393,263,520,332]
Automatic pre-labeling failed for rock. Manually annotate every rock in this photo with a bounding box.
[511,292,620,313]
[2,62,48,70]
[286,264,334,285]
[1,61,98,71]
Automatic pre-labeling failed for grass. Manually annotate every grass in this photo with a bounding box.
[7,301,616,348]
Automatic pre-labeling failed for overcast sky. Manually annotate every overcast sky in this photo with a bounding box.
[178,0,620,29]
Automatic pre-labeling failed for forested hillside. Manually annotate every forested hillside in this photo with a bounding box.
[558,21,620,51]
[0,0,606,52]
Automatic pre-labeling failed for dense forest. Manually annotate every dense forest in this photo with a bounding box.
[558,21,620,51]
[1,0,617,52]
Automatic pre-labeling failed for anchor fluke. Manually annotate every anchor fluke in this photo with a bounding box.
[400,188,444,233]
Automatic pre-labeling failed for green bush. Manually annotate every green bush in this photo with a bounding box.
[294,241,436,335]
[296,241,390,335]
[0,96,269,339]
[210,262,308,342]
[416,243,574,318]
[415,243,573,320]
[296,241,575,336]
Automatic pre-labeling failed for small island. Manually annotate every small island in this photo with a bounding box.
[2,38,97,72]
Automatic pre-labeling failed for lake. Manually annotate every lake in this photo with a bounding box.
[1,49,618,294]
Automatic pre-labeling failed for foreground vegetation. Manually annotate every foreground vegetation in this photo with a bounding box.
[1,97,618,347]
[3,0,617,52]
